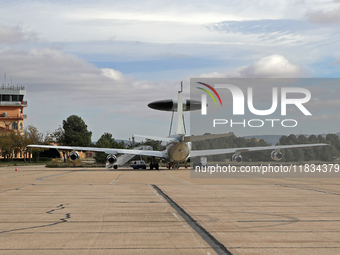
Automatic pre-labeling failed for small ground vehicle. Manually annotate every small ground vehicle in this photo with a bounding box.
[130,160,147,169]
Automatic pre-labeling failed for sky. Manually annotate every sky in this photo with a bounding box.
[0,0,340,141]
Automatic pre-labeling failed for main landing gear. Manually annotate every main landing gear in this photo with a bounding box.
[150,162,159,170]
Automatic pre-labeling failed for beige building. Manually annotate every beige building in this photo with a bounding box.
[0,85,27,134]
[0,85,28,159]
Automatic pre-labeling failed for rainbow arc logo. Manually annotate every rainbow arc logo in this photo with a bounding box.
[196,82,223,106]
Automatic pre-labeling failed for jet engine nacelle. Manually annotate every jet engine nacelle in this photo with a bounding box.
[69,151,80,161]
[232,154,243,163]
[106,154,117,165]
[271,150,283,161]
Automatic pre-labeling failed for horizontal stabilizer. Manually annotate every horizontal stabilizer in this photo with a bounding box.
[184,132,234,142]
[133,134,176,143]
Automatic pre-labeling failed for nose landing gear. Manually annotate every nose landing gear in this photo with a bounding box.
[167,163,180,169]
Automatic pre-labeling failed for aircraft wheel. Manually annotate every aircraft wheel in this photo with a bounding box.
[155,163,159,170]
[113,165,118,169]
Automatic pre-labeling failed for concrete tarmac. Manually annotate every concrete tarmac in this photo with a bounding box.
[0,165,339,254]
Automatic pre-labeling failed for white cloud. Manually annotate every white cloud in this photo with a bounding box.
[198,71,228,78]
[0,0,319,44]
[1,48,102,87]
[0,1,339,139]
[307,7,340,23]
[0,48,179,139]
[199,54,306,78]
[238,55,306,78]
[0,48,177,102]
[101,68,126,81]
[0,25,37,44]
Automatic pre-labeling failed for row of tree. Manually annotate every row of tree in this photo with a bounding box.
[1,114,339,163]
[0,125,50,162]
[278,134,339,162]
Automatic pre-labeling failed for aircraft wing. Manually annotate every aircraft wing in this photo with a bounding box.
[190,143,329,157]
[27,145,165,158]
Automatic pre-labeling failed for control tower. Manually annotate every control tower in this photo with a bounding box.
[0,84,27,134]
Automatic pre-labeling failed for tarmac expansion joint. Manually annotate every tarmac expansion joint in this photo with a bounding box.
[152,184,233,255]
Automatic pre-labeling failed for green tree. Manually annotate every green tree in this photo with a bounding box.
[51,126,64,145]
[25,125,44,162]
[141,139,163,151]
[326,134,340,150]
[94,132,124,163]
[307,134,318,143]
[303,147,315,161]
[298,135,308,144]
[293,148,305,162]
[279,135,289,145]
[287,134,298,144]
[17,130,30,163]
[317,135,326,143]
[128,136,140,149]
[282,149,294,162]
[54,115,92,147]
[0,131,17,161]
[319,146,334,161]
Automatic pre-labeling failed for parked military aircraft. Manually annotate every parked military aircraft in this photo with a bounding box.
[28,85,327,169]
